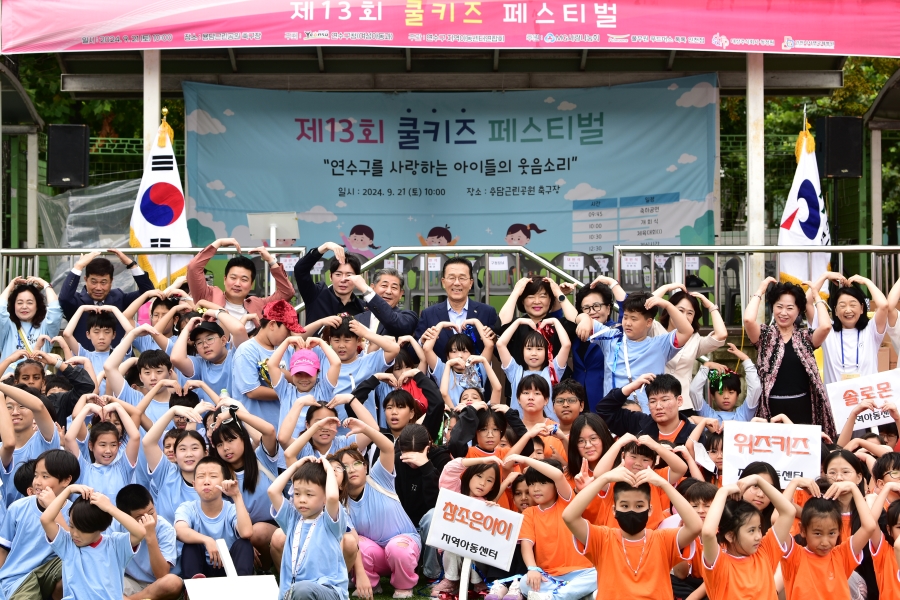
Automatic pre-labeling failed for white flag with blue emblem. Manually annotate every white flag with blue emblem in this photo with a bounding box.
[129,116,192,288]
[778,121,831,292]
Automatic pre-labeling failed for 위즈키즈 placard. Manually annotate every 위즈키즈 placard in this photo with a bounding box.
[722,421,821,488]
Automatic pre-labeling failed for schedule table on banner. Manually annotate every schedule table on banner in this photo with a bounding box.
[722,421,821,488]
[826,370,900,433]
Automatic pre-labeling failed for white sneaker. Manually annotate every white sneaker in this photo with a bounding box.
[527,592,553,600]
[507,579,522,600]
[485,582,508,600]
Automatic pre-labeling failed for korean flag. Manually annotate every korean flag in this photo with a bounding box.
[777,121,831,294]
[129,119,192,288]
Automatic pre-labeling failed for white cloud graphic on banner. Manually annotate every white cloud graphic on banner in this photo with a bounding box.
[676,82,716,108]
[668,83,678,90]
[558,101,577,111]
[206,180,225,190]
[564,183,606,200]
[555,178,566,186]
[678,153,698,164]
[186,196,227,238]
[223,109,235,116]
[667,165,678,172]
[544,97,555,103]
[336,201,347,208]
[298,206,338,223]
[186,109,227,134]
[224,191,236,198]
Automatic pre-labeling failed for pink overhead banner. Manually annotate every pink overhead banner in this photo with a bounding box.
[3,0,900,55]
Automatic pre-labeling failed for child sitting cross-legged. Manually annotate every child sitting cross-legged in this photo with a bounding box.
[173,456,254,578]
[39,484,145,600]
[267,455,350,600]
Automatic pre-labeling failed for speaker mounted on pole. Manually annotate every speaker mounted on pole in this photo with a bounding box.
[46,124,90,187]
[815,116,863,179]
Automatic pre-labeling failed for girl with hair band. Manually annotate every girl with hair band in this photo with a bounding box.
[806,272,893,385]
[0,276,63,374]
[649,283,727,409]
[333,418,422,599]
[208,400,281,569]
[744,276,837,438]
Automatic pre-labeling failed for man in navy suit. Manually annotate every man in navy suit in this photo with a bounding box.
[414,257,498,358]
[351,268,419,337]
[58,249,155,351]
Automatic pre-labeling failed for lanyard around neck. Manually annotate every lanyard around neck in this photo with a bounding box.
[840,328,860,370]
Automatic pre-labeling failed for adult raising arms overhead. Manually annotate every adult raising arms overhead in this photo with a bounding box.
[805,272,894,385]
[743,276,836,438]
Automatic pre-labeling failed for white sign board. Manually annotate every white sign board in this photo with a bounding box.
[426,488,523,570]
[278,256,299,272]
[685,256,700,271]
[489,256,509,271]
[653,255,668,269]
[826,370,900,432]
[621,255,641,271]
[310,260,324,275]
[722,421,821,488]
[418,256,443,272]
[384,259,405,271]
[563,255,585,271]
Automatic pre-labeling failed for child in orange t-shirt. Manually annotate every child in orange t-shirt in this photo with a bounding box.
[869,482,900,600]
[780,479,877,600]
[669,481,718,599]
[700,474,797,600]
[591,431,687,530]
[505,454,596,600]
[447,401,533,461]
[561,465,702,600]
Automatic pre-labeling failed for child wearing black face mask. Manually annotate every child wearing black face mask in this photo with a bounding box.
[561,465,701,600]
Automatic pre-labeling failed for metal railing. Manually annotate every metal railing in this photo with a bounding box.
[612,244,900,324]
[295,245,586,315]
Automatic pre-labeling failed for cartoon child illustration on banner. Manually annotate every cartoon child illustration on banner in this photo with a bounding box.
[505,223,546,246]
[340,224,381,259]
[418,225,459,246]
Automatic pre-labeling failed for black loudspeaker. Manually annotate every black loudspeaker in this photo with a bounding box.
[47,124,90,187]
[815,116,862,178]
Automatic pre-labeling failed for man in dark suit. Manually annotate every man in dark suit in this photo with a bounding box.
[414,257,498,358]
[58,249,156,351]
[351,268,419,337]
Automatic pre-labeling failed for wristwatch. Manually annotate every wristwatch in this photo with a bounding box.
[557,294,566,303]
[124,261,137,269]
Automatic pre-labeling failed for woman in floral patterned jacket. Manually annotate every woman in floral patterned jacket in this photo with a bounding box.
[742,275,837,439]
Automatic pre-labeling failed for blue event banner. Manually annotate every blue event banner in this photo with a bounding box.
[183,75,716,258]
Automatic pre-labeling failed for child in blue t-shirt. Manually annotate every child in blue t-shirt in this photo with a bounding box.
[113,483,183,600]
[0,449,80,600]
[173,456,254,578]
[40,484,144,600]
[306,314,400,422]
[269,336,340,442]
[497,317,570,410]
[64,402,139,499]
[280,398,376,464]
[689,343,761,423]
[422,321,495,407]
[63,305,134,388]
[589,292,694,412]
[268,455,349,600]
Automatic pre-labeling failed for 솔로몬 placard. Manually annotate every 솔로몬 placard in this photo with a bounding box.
[426,489,523,570]
[826,370,900,432]
[722,421,821,488]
